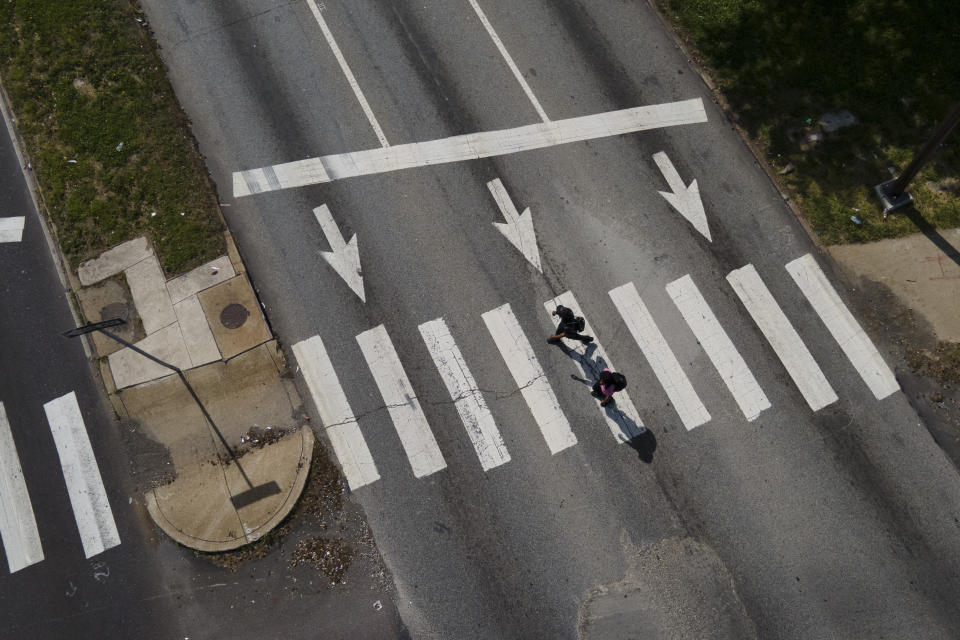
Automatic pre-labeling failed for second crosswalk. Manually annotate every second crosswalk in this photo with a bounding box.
[0,392,121,574]
[294,254,900,491]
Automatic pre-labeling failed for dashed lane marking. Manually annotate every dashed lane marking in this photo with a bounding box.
[306,0,389,147]
[467,0,549,122]
[292,335,380,490]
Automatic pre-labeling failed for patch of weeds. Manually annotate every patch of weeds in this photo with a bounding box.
[0,0,224,275]
[659,0,960,243]
[907,341,960,386]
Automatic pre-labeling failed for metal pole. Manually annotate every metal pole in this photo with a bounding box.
[875,101,960,213]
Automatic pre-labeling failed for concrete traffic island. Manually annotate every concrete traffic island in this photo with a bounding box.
[145,426,314,552]
[73,234,315,552]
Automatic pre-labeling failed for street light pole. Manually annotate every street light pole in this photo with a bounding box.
[875,101,960,214]
[63,318,280,508]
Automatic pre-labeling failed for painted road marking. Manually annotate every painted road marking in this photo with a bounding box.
[419,318,510,471]
[487,178,542,272]
[727,264,838,411]
[233,98,708,195]
[292,335,379,490]
[608,283,710,430]
[666,275,770,421]
[0,402,44,573]
[786,254,899,400]
[306,0,389,147]
[356,325,446,478]
[482,303,577,454]
[314,205,365,302]
[652,152,711,242]
[467,0,549,122]
[0,217,25,243]
[544,292,647,441]
[43,392,120,559]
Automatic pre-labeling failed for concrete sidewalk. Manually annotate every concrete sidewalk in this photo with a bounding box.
[73,234,313,552]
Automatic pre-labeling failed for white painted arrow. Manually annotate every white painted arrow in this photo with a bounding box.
[652,152,711,242]
[486,179,542,272]
[313,205,365,302]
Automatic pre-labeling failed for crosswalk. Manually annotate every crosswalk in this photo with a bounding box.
[0,392,120,574]
[294,254,900,491]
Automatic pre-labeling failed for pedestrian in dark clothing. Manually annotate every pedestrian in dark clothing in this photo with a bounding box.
[549,305,594,344]
[592,368,627,406]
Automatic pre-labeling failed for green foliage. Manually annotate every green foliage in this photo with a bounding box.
[663,0,960,242]
[0,0,224,274]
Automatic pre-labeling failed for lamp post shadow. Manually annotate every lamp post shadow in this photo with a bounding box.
[63,318,280,508]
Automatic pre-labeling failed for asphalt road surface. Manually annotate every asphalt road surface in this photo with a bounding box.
[49,0,960,637]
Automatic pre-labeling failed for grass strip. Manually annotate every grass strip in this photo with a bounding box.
[0,0,224,275]
[658,0,960,243]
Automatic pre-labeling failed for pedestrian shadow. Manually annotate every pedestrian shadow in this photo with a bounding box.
[625,428,657,463]
[571,374,653,459]
[555,340,606,378]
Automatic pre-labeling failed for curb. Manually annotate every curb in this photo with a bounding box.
[144,426,314,553]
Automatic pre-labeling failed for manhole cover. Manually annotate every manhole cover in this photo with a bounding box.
[220,303,250,329]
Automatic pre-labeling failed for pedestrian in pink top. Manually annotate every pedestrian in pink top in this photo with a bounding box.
[592,368,627,406]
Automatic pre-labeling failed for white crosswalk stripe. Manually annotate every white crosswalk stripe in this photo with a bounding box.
[666,274,771,421]
[727,264,838,411]
[356,325,447,478]
[786,254,900,400]
[292,335,380,490]
[0,217,24,243]
[482,303,577,454]
[43,392,120,559]
[608,283,711,430]
[543,292,647,442]
[0,402,44,573]
[419,318,511,471]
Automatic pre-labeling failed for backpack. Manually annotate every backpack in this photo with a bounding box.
[557,305,585,333]
[570,316,585,332]
[610,372,627,391]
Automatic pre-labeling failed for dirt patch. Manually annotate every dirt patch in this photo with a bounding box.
[291,536,353,584]
[907,341,960,386]
[117,419,176,494]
